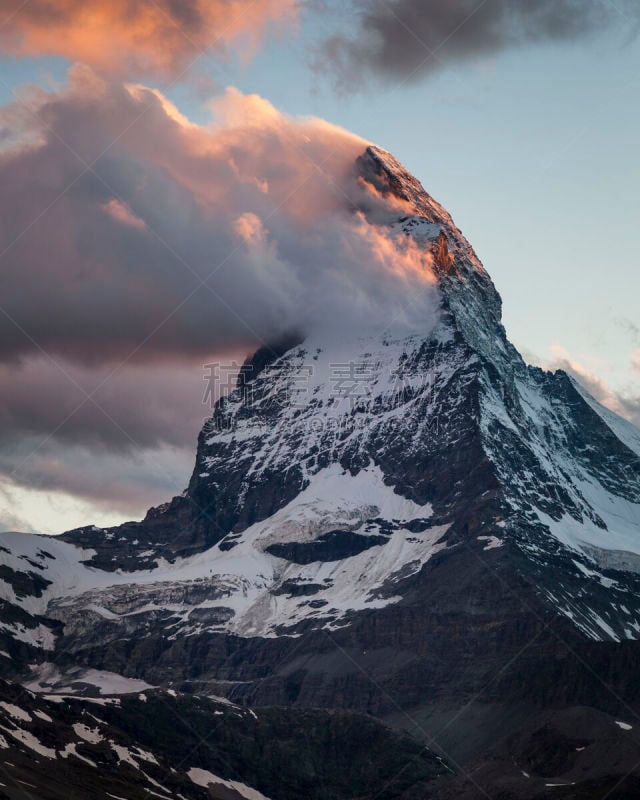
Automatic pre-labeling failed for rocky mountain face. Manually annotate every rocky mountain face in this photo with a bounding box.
[0,146,639,798]
[0,679,447,800]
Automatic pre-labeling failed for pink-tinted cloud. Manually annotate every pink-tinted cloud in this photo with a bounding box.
[0,0,295,80]
[102,198,147,230]
[0,67,436,365]
[0,68,440,515]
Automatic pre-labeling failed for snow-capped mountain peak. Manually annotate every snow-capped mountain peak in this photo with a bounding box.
[0,145,638,712]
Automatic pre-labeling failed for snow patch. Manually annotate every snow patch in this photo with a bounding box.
[73,723,103,744]
[60,742,97,767]
[24,663,154,696]
[2,465,447,640]
[187,768,271,800]
[0,702,31,723]
[477,535,504,551]
[0,724,56,758]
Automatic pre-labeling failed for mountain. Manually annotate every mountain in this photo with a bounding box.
[0,145,639,798]
[0,679,446,800]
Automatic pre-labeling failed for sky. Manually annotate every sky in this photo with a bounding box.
[0,0,638,534]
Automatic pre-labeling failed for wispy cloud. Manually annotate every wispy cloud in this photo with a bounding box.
[316,0,639,89]
[547,344,640,428]
[0,0,295,80]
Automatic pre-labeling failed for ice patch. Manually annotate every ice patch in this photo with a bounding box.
[2,465,447,640]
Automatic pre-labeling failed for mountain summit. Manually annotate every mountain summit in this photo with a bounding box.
[0,147,639,798]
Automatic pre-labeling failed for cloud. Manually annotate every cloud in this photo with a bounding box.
[0,0,295,80]
[0,439,194,518]
[0,68,437,365]
[0,354,216,525]
[0,67,440,521]
[0,491,36,533]
[3,0,636,90]
[548,345,640,428]
[0,443,193,533]
[0,356,217,452]
[317,0,639,88]
[618,318,640,345]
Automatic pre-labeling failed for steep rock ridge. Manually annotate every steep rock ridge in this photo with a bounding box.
[481,364,640,640]
[0,145,638,797]
[59,144,511,570]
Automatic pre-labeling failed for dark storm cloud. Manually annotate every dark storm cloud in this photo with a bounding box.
[319,0,639,87]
